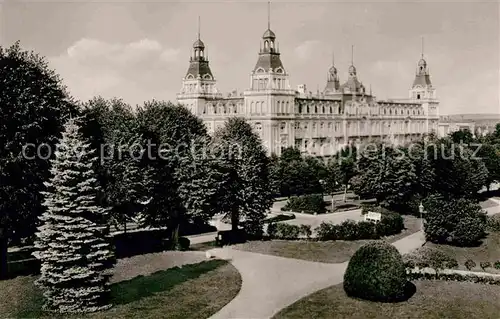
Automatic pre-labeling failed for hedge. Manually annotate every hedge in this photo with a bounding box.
[282,194,326,214]
[407,270,500,285]
[315,211,404,241]
[267,223,312,240]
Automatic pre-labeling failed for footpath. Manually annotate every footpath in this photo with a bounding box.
[207,231,426,319]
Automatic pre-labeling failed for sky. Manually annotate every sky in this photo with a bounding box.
[1,0,499,115]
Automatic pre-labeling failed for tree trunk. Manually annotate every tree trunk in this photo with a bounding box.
[171,223,180,250]
[0,227,8,280]
[123,220,127,234]
[343,184,348,202]
[331,193,335,211]
[231,208,239,232]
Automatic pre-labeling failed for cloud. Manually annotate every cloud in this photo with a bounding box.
[294,40,323,61]
[160,48,180,63]
[49,38,181,104]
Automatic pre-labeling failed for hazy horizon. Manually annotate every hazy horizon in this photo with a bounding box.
[1,0,499,115]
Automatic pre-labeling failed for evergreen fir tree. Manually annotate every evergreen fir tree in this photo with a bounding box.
[33,118,115,313]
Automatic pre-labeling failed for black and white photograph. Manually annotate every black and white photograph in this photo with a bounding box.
[0,0,499,318]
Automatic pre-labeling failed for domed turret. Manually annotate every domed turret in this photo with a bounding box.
[348,64,357,76]
[263,28,276,39]
[193,39,205,49]
[324,51,340,94]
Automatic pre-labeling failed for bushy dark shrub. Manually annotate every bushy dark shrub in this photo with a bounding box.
[405,247,456,272]
[339,220,359,240]
[424,196,487,246]
[343,242,407,302]
[445,259,459,269]
[494,260,500,270]
[487,215,500,232]
[480,261,492,271]
[267,222,278,238]
[355,221,378,239]
[274,223,301,240]
[177,237,190,251]
[464,259,476,270]
[299,224,312,239]
[375,211,404,237]
[282,194,326,214]
[316,222,337,241]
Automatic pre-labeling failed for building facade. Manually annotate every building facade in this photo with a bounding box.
[438,114,500,138]
[177,23,439,156]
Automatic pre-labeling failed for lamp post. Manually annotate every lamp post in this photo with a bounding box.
[419,202,425,232]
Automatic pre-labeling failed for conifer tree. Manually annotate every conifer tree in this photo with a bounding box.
[33,118,115,313]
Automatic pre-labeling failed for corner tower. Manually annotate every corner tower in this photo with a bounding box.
[409,38,439,133]
[244,1,295,156]
[177,17,221,115]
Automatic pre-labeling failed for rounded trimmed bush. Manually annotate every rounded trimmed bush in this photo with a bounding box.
[343,242,407,302]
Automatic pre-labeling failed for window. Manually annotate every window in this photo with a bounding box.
[417,94,421,100]
[280,122,286,131]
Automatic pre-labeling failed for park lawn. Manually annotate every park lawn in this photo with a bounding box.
[234,216,420,264]
[425,231,500,273]
[0,259,241,319]
[273,281,500,319]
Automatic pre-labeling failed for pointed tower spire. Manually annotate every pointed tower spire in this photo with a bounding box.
[421,36,424,58]
[351,45,354,65]
[268,0,271,30]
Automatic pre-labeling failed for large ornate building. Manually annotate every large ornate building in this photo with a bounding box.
[177,16,439,156]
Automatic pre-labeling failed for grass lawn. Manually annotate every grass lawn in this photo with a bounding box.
[424,231,500,273]
[234,216,420,264]
[0,259,241,319]
[273,281,500,319]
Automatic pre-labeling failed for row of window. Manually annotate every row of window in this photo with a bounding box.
[292,120,427,134]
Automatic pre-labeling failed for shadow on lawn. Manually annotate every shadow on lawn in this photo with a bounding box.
[347,281,417,304]
[16,259,227,318]
[110,259,226,305]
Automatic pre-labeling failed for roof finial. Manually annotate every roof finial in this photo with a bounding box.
[421,36,424,58]
[198,16,201,40]
[351,45,354,65]
[332,50,335,66]
[267,0,271,30]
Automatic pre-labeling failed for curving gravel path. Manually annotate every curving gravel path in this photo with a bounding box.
[207,231,425,319]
